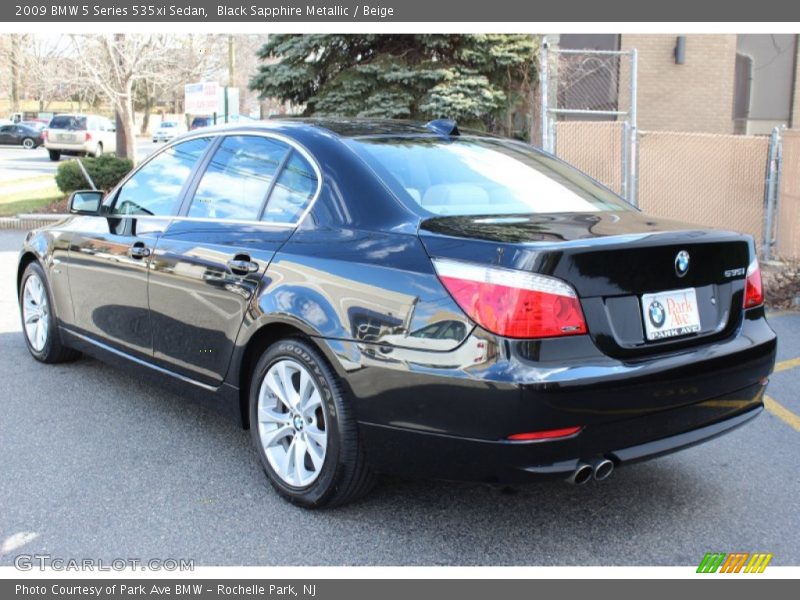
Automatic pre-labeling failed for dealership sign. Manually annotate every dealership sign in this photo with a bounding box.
[184,81,219,114]
[184,82,240,118]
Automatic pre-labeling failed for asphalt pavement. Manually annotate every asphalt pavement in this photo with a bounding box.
[0,140,160,191]
[0,229,798,566]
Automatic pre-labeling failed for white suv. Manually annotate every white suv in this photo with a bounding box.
[44,114,116,161]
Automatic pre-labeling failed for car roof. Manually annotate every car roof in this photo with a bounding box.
[177,117,490,140]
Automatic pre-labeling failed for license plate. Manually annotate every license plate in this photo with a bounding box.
[57,133,73,142]
[641,288,701,341]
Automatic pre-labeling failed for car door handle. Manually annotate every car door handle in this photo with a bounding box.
[127,244,151,259]
[227,258,259,275]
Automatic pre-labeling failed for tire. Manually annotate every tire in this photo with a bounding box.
[48,150,61,161]
[249,337,374,508]
[22,137,35,149]
[93,143,103,158]
[19,262,80,364]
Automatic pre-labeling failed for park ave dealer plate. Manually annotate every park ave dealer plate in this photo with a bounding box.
[642,288,701,340]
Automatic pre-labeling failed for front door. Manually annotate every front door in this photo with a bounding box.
[66,136,214,358]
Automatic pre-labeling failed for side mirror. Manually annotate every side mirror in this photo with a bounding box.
[68,190,103,215]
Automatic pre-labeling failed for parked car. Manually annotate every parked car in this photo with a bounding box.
[0,123,44,149]
[152,121,183,143]
[44,113,116,161]
[189,116,213,130]
[17,119,777,508]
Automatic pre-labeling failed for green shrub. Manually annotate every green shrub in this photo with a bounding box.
[55,154,133,194]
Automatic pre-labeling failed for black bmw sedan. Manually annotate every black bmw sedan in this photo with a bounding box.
[17,119,776,507]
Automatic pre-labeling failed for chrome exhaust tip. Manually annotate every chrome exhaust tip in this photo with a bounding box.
[567,462,593,485]
[590,457,614,481]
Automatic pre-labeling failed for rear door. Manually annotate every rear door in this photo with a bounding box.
[66,136,213,358]
[147,133,320,385]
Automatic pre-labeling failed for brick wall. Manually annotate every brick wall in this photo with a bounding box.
[620,34,737,134]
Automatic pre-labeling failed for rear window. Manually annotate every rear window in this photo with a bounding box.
[347,136,632,216]
[49,116,87,130]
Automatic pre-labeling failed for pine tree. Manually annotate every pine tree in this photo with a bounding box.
[249,34,538,137]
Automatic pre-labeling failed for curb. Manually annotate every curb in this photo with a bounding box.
[0,214,68,231]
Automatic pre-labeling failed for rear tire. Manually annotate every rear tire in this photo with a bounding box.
[48,150,60,161]
[22,137,35,149]
[19,262,80,364]
[249,337,374,508]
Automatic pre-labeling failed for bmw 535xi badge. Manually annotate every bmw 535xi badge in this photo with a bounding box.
[675,250,690,277]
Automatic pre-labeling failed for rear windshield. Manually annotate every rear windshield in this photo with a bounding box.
[347,136,632,216]
[49,115,87,130]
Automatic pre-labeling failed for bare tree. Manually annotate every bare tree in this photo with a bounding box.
[71,33,176,161]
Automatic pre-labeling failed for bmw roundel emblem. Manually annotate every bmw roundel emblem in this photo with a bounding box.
[675,250,690,277]
[648,300,666,329]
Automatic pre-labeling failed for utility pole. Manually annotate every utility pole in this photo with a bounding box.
[228,35,236,87]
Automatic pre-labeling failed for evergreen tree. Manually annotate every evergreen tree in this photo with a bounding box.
[249,34,538,136]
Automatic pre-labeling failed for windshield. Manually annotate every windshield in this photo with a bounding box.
[347,136,632,216]
[49,115,87,130]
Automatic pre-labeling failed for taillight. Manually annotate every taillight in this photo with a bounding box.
[85,132,92,142]
[507,426,583,442]
[432,258,587,339]
[744,258,763,308]
[42,129,47,141]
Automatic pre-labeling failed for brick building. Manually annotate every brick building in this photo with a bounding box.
[557,34,800,135]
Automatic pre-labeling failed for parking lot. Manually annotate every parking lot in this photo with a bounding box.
[0,140,160,196]
[0,228,798,566]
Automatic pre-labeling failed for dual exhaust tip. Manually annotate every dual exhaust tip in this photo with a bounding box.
[568,457,614,485]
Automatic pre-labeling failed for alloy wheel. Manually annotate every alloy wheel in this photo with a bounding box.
[257,359,328,487]
[22,273,49,352]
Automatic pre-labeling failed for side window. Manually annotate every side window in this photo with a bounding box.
[110,137,212,216]
[262,152,319,223]
[187,135,289,220]
[0,125,13,134]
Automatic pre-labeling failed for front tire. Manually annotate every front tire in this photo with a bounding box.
[249,338,374,508]
[48,150,61,161]
[19,262,80,363]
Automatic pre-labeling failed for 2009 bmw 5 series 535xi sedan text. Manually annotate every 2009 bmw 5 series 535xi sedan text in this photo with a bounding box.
[17,118,777,507]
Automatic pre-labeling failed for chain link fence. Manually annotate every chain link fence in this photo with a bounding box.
[554,121,625,194]
[541,45,637,203]
[777,129,800,260]
[637,131,769,246]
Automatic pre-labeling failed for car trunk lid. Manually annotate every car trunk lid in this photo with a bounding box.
[419,211,752,358]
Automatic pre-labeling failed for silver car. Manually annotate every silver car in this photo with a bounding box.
[44,113,116,161]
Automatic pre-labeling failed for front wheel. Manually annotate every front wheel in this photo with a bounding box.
[249,338,374,508]
[19,262,80,363]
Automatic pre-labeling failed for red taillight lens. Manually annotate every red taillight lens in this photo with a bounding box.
[42,129,47,141]
[507,426,583,441]
[433,259,587,339]
[85,132,92,142]
[744,258,763,308]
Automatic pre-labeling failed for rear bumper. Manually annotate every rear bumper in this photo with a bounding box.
[45,142,90,153]
[332,311,776,482]
[359,383,765,483]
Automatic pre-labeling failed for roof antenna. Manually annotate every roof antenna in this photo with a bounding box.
[425,119,460,136]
